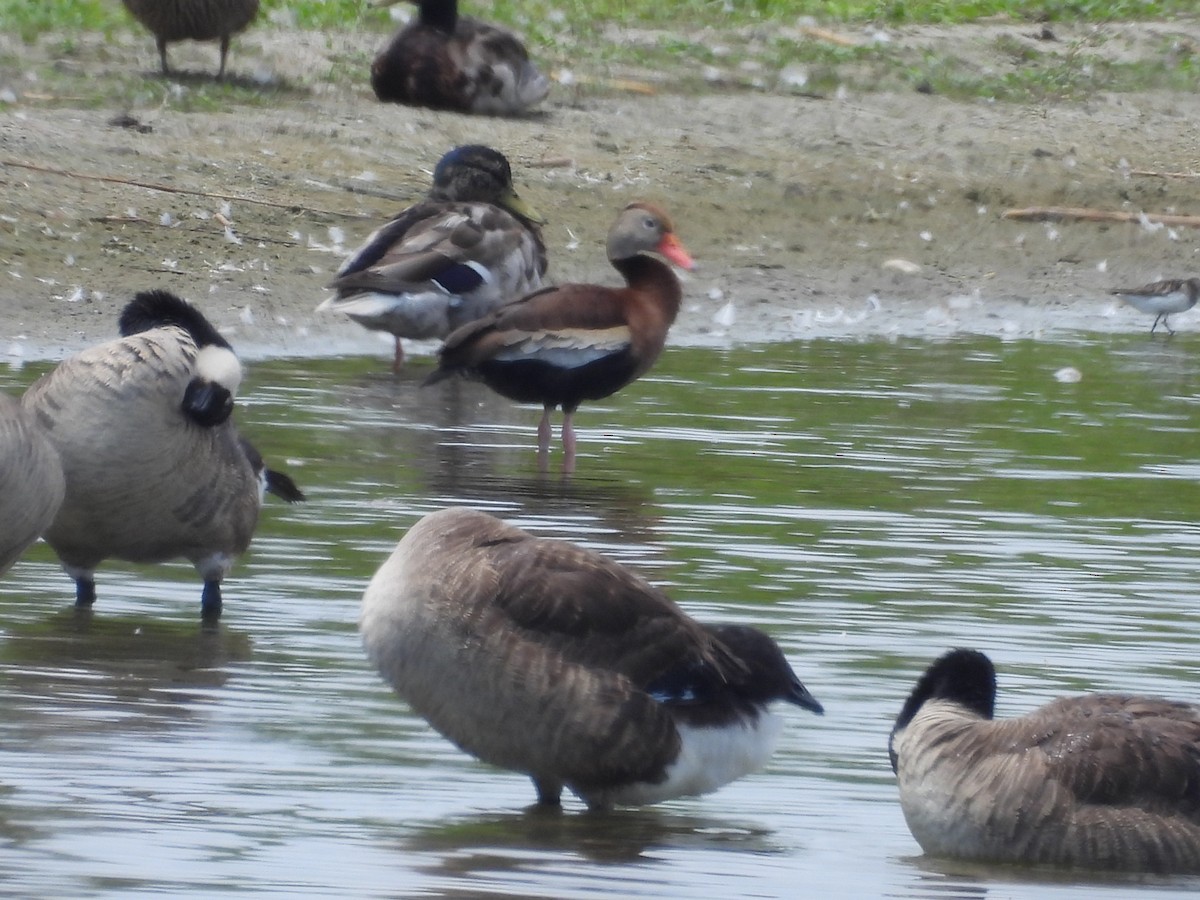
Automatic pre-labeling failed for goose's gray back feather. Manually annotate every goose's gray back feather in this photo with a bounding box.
[361,507,750,806]
[0,392,64,574]
[893,693,1200,872]
[22,326,261,573]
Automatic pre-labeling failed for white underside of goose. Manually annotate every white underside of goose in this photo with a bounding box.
[603,711,785,807]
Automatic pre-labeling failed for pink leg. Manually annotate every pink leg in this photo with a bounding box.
[537,407,553,473]
[561,412,576,475]
[392,336,404,373]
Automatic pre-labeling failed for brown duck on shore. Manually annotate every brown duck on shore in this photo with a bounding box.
[371,0,549,115]
[22,290,304,620]
[121,0,260,79]
[890,649,1200,873]
[360,507,824,810]
[425,202,694,473]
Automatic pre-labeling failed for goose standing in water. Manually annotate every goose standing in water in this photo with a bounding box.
[360,507,823,810]
[121,0,260,79]
[0,392,65,576]
[890,648,1200,873]
[425,202,693,473]
[319,144,547,371]
[370,0,549,116]
[22,290,304,619]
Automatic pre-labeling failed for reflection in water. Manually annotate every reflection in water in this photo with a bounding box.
[406,806,780,867]
[0,607,251,737]
[1,335,1200,898]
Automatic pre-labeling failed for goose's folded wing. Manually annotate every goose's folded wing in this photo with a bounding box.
[479,531,744,686]
[1031,695,1200,810]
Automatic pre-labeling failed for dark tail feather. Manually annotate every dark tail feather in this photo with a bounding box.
[239,436,306,502]
[266,468,306,503]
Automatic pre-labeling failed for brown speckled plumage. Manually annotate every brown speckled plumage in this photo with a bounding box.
[0,392,64,576]
[121,0,260,78]
[890,649,1200,873]
[320,145,546,371]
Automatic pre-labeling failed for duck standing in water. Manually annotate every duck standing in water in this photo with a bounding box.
[370,0,549,115]
[360,507,823,810]
[22,290,304,619]
[121,0,260,79]
[319,145,547,371]
[425,201,693,473]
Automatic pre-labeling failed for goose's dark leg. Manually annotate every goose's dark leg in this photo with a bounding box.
[532,776,562,806]
[75,577,97,607]
[201,580,223,620]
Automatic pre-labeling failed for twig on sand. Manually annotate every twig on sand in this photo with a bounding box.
[1001,206,1200,228]
[1130,169,1200,179]
[0,158,374,219]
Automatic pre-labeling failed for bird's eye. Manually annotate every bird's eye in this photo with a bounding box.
[643,217,657,230]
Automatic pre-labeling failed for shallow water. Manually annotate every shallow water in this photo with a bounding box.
[2,334,1199,898]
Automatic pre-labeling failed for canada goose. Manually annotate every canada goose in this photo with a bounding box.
[890,648,1200,873]
[121,0,260,80]
[319,144,547,371]
[1110,278,1200,335]
[424,202,693,473]
[22,290,304,619]
[360,507,823,810]
[370,0,549,116]
[0,392,65,575]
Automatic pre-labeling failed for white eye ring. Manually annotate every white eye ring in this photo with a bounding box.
[643,217,657,230]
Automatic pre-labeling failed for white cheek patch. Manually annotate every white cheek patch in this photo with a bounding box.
[195,345,244,397]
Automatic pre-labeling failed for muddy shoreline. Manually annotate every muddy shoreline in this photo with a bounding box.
[3,20,1200,363]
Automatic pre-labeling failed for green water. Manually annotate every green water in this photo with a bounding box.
[0,335,1197,897]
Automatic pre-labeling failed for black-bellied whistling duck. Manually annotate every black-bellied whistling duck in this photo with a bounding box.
[424,201,694,473]
[371,0,549,116]
[1109,278,1200,335]
[318,145,547,372]
[891,649,1200,872]
[360,507,824,810]
[120,0,260,79]
[22,290,304,620]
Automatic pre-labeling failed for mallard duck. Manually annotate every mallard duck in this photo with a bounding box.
[890,649,1200,873]
[1110,277,1200,335]
[121,0,260,79]
[22,290,304,620]
[0,392,64,576]
[425,201,693,473]
[318,144,547,371]
[370,0,549,115]
[360,507,823,810]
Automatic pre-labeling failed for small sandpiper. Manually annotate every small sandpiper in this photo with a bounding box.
[1111,277,1200,335]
